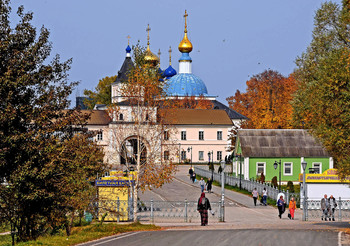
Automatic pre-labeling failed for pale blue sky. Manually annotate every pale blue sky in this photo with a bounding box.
[11,0,341,106]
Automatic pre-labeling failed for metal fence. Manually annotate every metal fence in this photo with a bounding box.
[195,167,299,204]
[306,198,350,221]
[137,200,222,222]
[94,199,223,223]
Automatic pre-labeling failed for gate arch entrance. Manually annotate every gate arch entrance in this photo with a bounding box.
[120,137,147,166]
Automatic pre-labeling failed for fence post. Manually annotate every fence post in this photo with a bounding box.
[338,197,342,222]
[117,197,120,223]
[150,199,154,223]
[184,199,188,223]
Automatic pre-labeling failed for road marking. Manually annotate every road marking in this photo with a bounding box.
[338,231,342,246]
[90,231,142,246]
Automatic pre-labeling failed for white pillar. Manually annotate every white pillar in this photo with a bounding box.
[244,157,249,180]
[329,157,334,169]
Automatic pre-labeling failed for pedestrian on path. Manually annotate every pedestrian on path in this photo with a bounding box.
[277,195,286,219]
[191,172,196,183]
[199,178,205,192]
[252,188,259,206]
[189,167,194,181]
[197,192,211,226]
[288,197,297,219]
[262,188,267,206]
[321,194,330,221]
[206,178,213,193]
[329,195,337,221]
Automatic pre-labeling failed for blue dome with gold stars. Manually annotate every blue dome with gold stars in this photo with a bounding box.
[166,73,208,96]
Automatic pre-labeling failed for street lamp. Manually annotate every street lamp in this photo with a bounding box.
[187,147,192,168]
[301,160,307,221]
[208,151,214,180]
[220,159,225,222]
[235,154,242,190]
[273,160,282,192]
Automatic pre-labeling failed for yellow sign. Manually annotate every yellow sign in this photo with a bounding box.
[97,171,136,221]
[299,169,350,183]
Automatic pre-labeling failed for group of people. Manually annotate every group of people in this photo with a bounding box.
[276,195,297,220]
[251,187,268,206]
[321,194,337,221]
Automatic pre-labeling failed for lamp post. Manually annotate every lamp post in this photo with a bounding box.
[187,147,192,168]
[220,159,225,222]
[273,160,282,192]
[301,160,307,221]
[208,151,214,180]
[235,154,242,190]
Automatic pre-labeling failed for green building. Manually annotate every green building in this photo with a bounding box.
[234,129,333,183]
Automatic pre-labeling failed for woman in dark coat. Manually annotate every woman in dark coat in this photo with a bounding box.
[206,178,213,193]
[277,195,286,219]
[197,192,211,226]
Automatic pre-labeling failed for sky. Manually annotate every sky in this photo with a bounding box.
[10,0,342,107]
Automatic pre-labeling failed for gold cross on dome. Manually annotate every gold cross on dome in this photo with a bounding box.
[127,35,131,45]
[168,46,172,65]
[146,24,151,45]
[184,10,188,33]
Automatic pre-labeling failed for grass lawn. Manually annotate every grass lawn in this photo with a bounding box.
[0,222,159,246]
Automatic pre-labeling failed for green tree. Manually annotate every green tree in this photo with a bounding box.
[0,1,106,243]
[83,75,117,109]
[292,0,350,178]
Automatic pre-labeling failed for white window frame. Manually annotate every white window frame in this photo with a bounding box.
[312,162,322,174]
[199,151,204,160]
[181,150,186,160]
[181,131,187,140]
[199,131,204,140]
[217,131,223,140]
[97,131,103,141]
[256,162,266,176]
[163,151,169,160]
[164,130,169,140]
[283,162,293,176]
[217,151,222,161]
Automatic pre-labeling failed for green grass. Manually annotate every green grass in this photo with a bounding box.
[0,222,159,246]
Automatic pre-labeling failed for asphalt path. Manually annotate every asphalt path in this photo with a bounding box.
[80,229,341,246]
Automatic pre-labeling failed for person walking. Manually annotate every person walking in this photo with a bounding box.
[206,178,213,193]
[288,197,297,220]
[252,188,259,206]
[199,178,206,193]
[277,195,286,219]
[262,188,267,206]
[321,194,330,221]
[189,167,194,181]
[328,195,337,221]
[197,192,212,226]
[191,171,196,183]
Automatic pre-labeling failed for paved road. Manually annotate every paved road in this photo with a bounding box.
[80,229,342,246]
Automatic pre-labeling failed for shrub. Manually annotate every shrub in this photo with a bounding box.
[271,176,278,188]
[287,181,295,193]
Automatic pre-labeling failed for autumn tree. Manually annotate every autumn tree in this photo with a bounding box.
[0,1,106,243]
[226,70,297,129]
[292,0,350,178]
[83,75,117,109]
[105,44,177,221]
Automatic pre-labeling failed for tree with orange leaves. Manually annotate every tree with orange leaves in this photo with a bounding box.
[226,70,297,129]
[105,44,178,221]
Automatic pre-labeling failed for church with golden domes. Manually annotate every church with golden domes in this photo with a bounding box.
[83,11,247,169]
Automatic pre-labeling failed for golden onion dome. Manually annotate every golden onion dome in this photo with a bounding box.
[144,46,159,66]
[178,10,193,53]
[144,24,159,67]
[178,32,193,53]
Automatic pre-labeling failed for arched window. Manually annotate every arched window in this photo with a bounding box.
[119,113,124,121]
